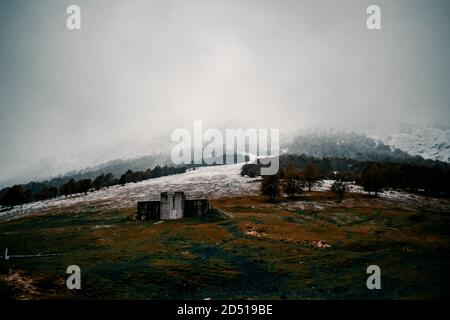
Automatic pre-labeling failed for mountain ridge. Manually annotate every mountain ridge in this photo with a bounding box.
[1,125,449,188]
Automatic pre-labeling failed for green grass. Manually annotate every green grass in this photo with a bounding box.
[0,194,449,299]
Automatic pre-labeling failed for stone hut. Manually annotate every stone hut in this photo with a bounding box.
[136,192,209,221]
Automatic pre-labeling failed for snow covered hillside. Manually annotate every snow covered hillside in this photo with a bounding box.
[2,163,450,222]
[283,128,411,161]
[0,164,260,221]
[284,125,450,163]
[375,126,450,163]
[3,124,449,189]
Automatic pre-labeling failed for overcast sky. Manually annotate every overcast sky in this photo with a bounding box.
[0,0,449,179]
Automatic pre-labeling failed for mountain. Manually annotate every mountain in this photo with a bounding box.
[370,125,450,163]
[283,125,450,164]
[0,133,175,188]
[282,127,413,162]
[2,124,449,189]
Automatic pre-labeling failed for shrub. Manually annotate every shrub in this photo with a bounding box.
[261,175,280,202]
[331,179,349,200]
[302,163,320,191]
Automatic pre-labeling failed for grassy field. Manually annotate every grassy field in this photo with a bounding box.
[0,192,449,299]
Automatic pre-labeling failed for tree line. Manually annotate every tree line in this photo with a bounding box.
[0,165,188,207]
[241,154,450,200]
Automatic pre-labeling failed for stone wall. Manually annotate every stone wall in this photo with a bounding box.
[185,199,209,217]
[160,192,185,220]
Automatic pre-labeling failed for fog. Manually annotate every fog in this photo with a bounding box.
[0,0,449,180]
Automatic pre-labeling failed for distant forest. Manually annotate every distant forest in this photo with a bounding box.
[2,152,449,208]
[0,152,249,207]
[241,154,450,197]
[0,164,189,207]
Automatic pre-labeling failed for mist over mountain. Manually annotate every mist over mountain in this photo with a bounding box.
[1,123,449,189]
[371,125,450,163]
[0,132,175,188]
[283,125,450,162]
[283,128,412,161]
[1,0,449,187]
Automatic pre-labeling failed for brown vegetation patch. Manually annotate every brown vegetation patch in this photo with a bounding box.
[0,271,41,299]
